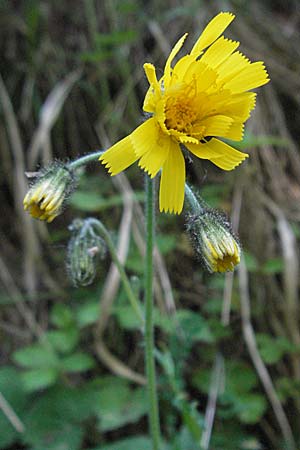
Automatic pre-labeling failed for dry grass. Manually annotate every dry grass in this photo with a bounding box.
[1,1,300,448]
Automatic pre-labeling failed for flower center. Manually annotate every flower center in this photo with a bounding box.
[165,95,197,134]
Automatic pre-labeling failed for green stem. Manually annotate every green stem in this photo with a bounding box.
[185,183,204,215]
[144,176,161,449]
[68,150,104,170]
[87,218,144,325]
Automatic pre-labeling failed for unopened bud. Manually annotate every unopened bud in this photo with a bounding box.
[23,162,76,222]
[187,209,240,273]
[67,219,106,286]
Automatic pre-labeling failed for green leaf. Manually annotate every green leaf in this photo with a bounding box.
[47,327,79,353]
[13,343,59,368]
[60,353,95,373]
[276,376,300,401]
[75,300,100,327]
[256,334,294,364]
[235,394,267,424]
[175,309,214,343]
[172,426,202,450]
[21,368,58,392]
[23,384,96,449]
[50,303,74,328]
[89,436,152,450]
[114,304,141,330]
[24,419,83,450]
[0,367,28,447]
[93,379,147,432]
[224,361,259,396]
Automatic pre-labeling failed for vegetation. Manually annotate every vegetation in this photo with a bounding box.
[1,1,300,449]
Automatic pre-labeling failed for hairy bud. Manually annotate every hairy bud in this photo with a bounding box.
[187,209,240,273]
[67,219,106,286]
[23,162,76,222]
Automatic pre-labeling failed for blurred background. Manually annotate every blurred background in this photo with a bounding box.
[1,1,300,449]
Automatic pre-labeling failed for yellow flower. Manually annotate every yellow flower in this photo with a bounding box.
[187,209,240,273]
[23,164,76,222]
[100,12,269,214]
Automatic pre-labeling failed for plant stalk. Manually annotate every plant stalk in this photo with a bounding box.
[68,150,104,170]
[144,176,161,449]
[185,183,204,215]
[86,218,144,324]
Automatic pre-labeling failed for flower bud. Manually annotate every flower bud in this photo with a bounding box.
[23,162,76,222]
[187,209,240,273]
[67,219,106,287]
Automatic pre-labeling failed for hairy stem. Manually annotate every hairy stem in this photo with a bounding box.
[87,218,144,324]
[68,150,104,170]
[185,183,204,215]
[144,176,161,449]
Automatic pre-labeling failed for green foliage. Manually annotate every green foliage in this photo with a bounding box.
[12,302,96,392]
[1,1,299,449]
[93,377,147,431]
[0,367,27,448]
[89,436,152,450]
[256,334,296,364]
[193,360,267,426]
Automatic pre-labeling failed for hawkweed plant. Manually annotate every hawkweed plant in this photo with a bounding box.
[23,12,269,450]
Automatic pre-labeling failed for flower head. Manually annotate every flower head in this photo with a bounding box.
[187,209,240,273]
[100,12,269,214]
[23,162,76,222]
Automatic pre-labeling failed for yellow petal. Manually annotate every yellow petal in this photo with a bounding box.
[137,133,170,179]
[143,88,155,113]
[201,115,233,137]
[164,33,188,88]
[184,61,217,92]
[224,62,269,93]
[224,122,244,141]
[144,63,160,91]
[143,63,161,113]
[130,118,159,158]
[185,141,227,159]
[190,12,235,56]
[178,134,199,144]
[200,37,239,70]
[206,138,248,170]
[185,137,248,170]
[216,51,251,84]
[159,142,185,214]
[167,128,199,144]
[172,54,195,85]
[100,134,138,176]
[218,92,256,121]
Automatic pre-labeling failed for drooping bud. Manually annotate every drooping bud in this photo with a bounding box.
[23,162,76,222]
[187,209,241,273]
[67,219,106,287]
